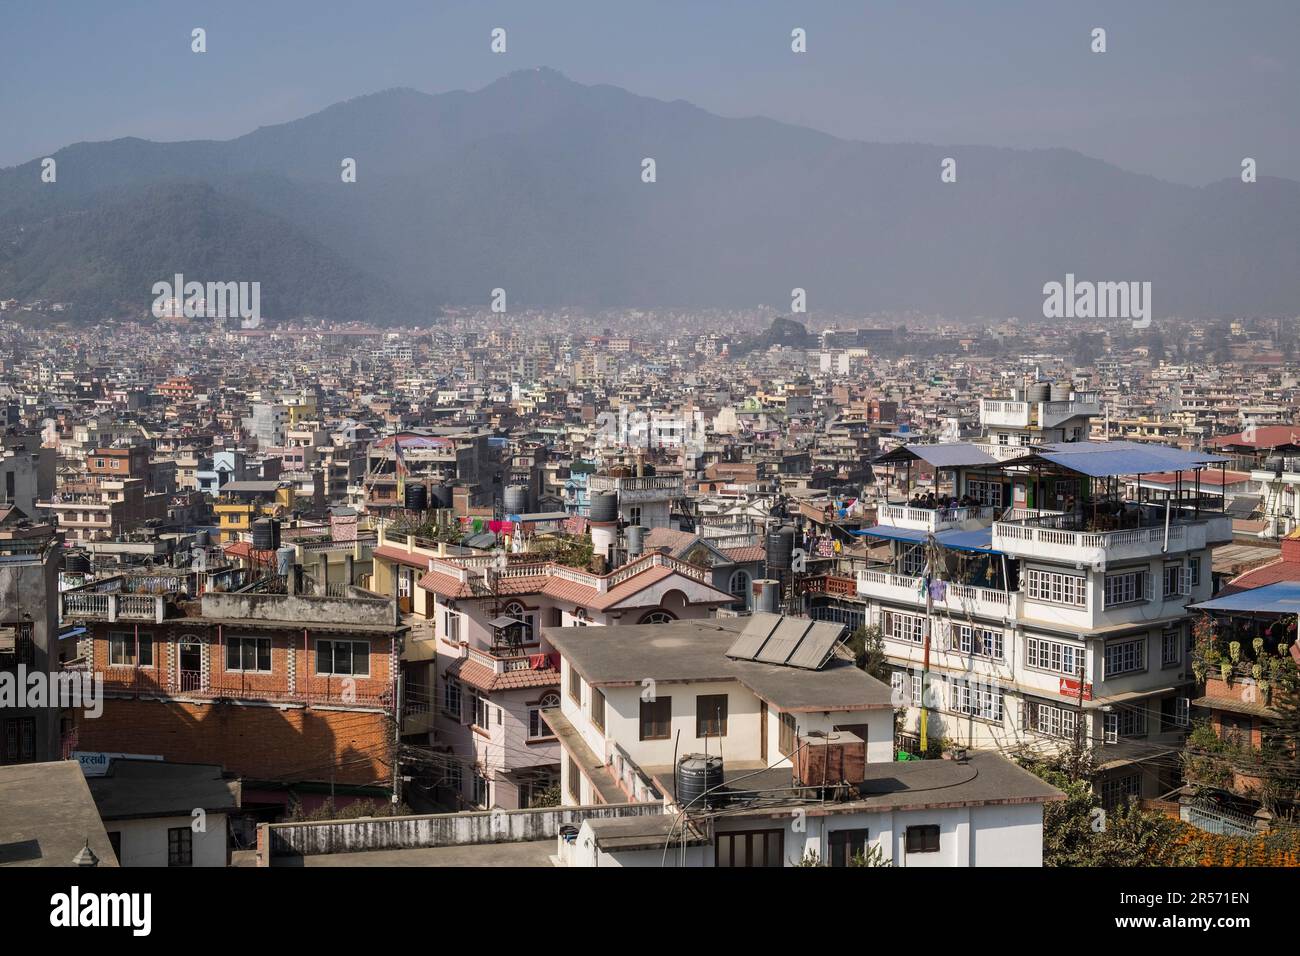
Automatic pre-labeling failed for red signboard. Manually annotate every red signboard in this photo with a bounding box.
[1058,677,1093,701]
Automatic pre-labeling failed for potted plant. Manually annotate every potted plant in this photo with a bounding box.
[1220,661,1233,684]
[1229,640,1242,664]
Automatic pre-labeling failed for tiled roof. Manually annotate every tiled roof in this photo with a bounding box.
[722,545,766,564]
[446,655,560,693]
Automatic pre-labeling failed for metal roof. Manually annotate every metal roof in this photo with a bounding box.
[874,443,1000,468]
[1012,441,1231,478]
[851,525,998,554]
[1190,581,1300,614]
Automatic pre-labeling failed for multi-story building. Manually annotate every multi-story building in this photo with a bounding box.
[855,440,1232,803]
[543,614,1062,867]
[372,522,737,810]
[0,520,61,766]
[64,587,405,815]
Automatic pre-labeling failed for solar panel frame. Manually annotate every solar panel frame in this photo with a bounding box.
[724,612,782,661]
[786,621,848,670]
[755,617,814,665]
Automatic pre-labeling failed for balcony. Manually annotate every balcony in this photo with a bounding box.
[1040,392,1101,430]
[60,591,166,623]
[586,474,684,503]
[980,399,1030,428]
[875,503,995,533]
[856,569,1016,619]
[991,507,1232,568]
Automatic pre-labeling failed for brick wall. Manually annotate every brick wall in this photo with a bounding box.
[75,698,392,787]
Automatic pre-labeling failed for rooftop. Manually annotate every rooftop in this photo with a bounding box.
[545,617,894,713]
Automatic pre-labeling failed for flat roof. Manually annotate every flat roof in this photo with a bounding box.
[649,750,1063,812]
[88,759,240,821]
[544,618,893,713]
[0,761,119,867]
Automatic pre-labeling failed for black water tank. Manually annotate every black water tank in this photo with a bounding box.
[676,754,726,809]
[589,490,619,523]
[766,525,795,570]
[404,482,428,511]
[431,484,453,508]
[64,552,90,574]
[252,519,274,551]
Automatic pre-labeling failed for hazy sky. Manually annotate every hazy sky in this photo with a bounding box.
[2,0,1297,185]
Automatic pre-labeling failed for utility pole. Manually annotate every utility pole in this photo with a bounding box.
[920,534,934,755]
[393,673,403,805]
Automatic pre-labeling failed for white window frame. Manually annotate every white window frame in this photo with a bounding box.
[1104,638,1146,678]
[885,610,925,645]
[1025,568,1087,607]
[1025,636,1085,677]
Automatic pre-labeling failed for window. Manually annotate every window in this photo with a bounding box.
[728,570,752,611]
[1161,627,1182,667]
[778,711,798,756]
[905,825,940,854]
[1104,638,1146,678]
[1104,570,1147,607]
[591,688,606,732]
[899,547,926,577]
[502,602,535,643]
[443,678,463,720]
[567,756,581,801]
[1100,773,1140,808]
[638,610,676,624]
[529,693,559,739]
[955,625,1003,660]
[965,479,1002,508]
[1105,706,1147,739]
[167,826,192,867]
[884,610,925,645]
[225,636,271,672]
[1027,700,1078,740]
[827,829,870,868]
[1026,637,1086,677]
[472,773,489,808]
[1025,568,1086,606]
[2,717,35,763]
[316,639,370,676]
[108,630,154,668]
[568,665,583,704]
[639,696,672,740]
[1188,557,1201,588]
[473,694,492,730]
[445,762,464,795]
[911,673,922,707]
[716,829,783,867]
[1163,564,1181,598]
[443,609,460,642]
[696,695,728,738]
[953,681,1003,722]
[629,506,642,526]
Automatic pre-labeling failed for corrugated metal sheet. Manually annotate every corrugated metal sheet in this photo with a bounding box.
[1191,581,1300,613]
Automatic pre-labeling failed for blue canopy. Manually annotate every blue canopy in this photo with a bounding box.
[1190,581,1300,614]
[1022,441,1231,479]
[853,525,998,554]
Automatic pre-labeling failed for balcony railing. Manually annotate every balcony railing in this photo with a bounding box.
[992,506,1231,565]
[857,569,1014,618]
[66,661,393,709]
[60,591,165,623]
[876,504,994,532]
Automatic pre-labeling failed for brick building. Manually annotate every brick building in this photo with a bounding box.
[65,588,406,815]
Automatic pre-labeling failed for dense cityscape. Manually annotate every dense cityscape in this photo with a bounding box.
[0,2,1295,937]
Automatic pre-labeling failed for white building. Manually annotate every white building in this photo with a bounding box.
[542,614,1062,867]
[857,440,1232,804]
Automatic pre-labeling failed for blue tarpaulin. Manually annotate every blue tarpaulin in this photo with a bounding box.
[853,525,997,554]
[1190,581,1300,614]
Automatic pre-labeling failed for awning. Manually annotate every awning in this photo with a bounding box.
[1190,581,1300,614]
[852,525,998,554]
[1008,441,1231,479]
[874,443,999,469]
